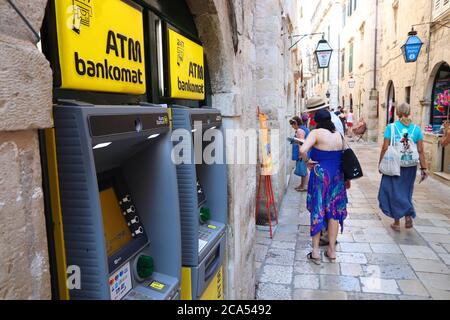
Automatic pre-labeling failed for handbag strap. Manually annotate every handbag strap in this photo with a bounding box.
[340,133,348,151]
[390,124,396,146]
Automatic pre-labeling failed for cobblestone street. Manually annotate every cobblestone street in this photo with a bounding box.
[256,142,450,300]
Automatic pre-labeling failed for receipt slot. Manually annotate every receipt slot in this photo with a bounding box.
[50,101,181,300]
[171,107,227,300]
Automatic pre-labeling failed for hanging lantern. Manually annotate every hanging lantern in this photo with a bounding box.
[401,29,423,63]
[314,37,333,69]
[348,77,356,88]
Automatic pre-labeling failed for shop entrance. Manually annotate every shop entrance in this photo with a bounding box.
[431,63,450,174]
[387,81,396,125]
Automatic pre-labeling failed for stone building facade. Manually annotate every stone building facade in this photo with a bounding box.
[303,0,380,142]
[377,0,450,184]
[306,0,342,109]
[0,0,52,299]
[0,0,301,299]
[339,0,379,142]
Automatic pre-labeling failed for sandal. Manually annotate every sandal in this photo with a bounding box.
[405,217,413,229]
[307,252,321,265]
[390,223,401,232]
[319,239,338,247]
[324,251,337,263]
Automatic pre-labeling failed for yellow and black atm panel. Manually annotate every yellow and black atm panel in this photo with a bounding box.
[53,101,181,300]
[171,106,227,300]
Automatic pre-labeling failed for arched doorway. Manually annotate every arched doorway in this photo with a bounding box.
[386,81,396,124]
[431,63,450,131]
[430,63,450,174]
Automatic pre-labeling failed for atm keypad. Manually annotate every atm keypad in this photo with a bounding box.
[117,194,144,238]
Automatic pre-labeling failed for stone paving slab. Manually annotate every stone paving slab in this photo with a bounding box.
[265,248,295,266]
[319,275,361,292]
[397,280,430,297]
[256,283,292,300]
[259,265,293,284]
[347,292,399,300]
[362,264,417,280]
[408,258,450,274]
[293,289,348,300]
[256,142,450,300]
[399,245,440,260]
[360,277,401,295]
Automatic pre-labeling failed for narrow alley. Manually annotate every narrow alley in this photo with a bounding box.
[256,142,450,300]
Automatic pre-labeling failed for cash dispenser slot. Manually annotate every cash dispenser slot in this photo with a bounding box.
[52,102,181,300]
[171,106,227,300]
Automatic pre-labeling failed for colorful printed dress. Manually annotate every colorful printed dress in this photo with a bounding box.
[307,148,348,237]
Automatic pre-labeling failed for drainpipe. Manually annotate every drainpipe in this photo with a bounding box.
[373,0,379,90]
[338,34,341,106]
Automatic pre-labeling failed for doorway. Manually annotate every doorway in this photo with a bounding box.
[387,81,396,125]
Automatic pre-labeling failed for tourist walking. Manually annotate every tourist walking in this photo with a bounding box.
[378,103,429,231]
[290,116,309,192]
[299,109,348,264]
[346,109,354,137]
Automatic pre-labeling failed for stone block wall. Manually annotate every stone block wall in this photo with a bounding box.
[0,0,52,299]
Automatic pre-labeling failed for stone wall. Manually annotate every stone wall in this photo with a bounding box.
[339,0,379,142]
[188,0,300,299]
[0,0,52,299]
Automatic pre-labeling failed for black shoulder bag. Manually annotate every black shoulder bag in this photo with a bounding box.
[341,135,363,181]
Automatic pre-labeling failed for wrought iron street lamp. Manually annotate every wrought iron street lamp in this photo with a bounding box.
[401,28,423,63]
[315,37,333,69]
[348,77,356,88]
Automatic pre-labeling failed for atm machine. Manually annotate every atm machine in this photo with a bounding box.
[171,106,227,300]
[48,101,181,300]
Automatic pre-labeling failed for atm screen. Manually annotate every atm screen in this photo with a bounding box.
[100,187,133,257]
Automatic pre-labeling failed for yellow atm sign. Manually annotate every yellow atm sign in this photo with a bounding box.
[168,29,205,100]
[54,0,146,94]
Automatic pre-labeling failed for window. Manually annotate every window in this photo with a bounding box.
[343,5,346,26]
[393,4,399,41]
[348,1,352,16]
[354,0,357,11]
[341,50,345,79]
[433,0,450,21]
[349,42,354,73]
[405,86,411,104]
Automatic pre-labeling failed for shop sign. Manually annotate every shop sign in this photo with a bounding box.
[168,29,205,100]
[54,0,146,94]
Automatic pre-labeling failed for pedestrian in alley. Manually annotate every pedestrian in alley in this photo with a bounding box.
[304,97,345,247]
[290,116,309,192]
[346,108,354,138]
[299,108,348,265]
[378,102,429,231]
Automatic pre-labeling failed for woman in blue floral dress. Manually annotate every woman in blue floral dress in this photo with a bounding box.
[300,109,348,264]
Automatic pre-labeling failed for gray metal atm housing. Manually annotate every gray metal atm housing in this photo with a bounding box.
[171,106,227,299]
[54,102,181,300]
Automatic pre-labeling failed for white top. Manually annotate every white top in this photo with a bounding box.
[347,113,354,123]
[330,112,344,135]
